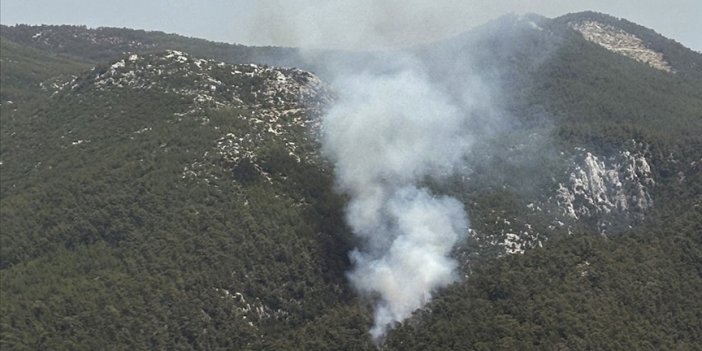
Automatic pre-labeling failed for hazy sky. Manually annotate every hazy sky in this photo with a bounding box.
[1,0,700,51]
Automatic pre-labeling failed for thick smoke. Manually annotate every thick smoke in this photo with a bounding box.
[250,0,496,342]
[321,64,476,340]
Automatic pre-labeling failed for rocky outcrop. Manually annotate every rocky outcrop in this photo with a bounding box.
[64,50,330,115]
[556,147,654,233]
[53,51,332,183]
[570,20,674,73]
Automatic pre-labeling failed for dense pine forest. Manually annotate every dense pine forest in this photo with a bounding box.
[1,11,701,350]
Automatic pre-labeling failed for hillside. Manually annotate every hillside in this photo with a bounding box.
[0,38,90,102]
[0,48,364,349]
[0,24,303,71]
[1,12,701,350]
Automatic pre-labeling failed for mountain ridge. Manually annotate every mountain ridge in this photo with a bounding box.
[1,11,701,350]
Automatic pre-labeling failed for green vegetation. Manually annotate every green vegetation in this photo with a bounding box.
[0,24,301,71]
[555,11,702,81]
[0,79,355,349]
[0,38,90,102]
[387,219,702,350]
[1,12,701,350]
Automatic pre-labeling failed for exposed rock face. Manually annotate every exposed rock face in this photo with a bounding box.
[66,50,330,116]
[476,144,657,256]
[556,147,654,233]
[570,20,674,73]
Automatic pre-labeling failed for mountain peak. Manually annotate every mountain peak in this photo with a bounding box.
[568,19,674,73]
[555,11,702,78]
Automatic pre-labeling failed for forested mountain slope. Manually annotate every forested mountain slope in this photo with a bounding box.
[0,24,299,68]
[1,11,700,350]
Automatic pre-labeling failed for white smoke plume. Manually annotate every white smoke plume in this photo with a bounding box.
[322,65,475,340]
[250,0,497,342]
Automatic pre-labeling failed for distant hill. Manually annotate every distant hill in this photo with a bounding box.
[1,12,701,350]
[556,11,702,79]
[0,24,304,69]
[0,37,90,102]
